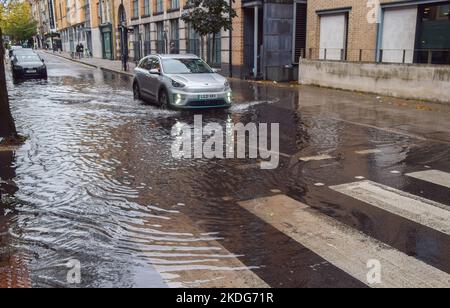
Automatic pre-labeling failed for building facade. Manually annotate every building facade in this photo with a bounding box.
[30,0,60,50]
[30,0,311,80]
[112,0,231,69]
[305,0,450,64]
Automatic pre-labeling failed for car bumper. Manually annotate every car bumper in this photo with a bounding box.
[169,89,233,109]
[13,69,47,79]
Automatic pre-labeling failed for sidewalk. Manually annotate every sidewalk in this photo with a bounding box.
[42,50,136,76]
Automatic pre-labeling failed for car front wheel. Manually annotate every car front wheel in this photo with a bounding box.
[133,82,141,100]
[158,89,169,109]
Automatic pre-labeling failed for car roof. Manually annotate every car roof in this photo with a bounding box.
[152,54,200,59]
[14,48,34,53]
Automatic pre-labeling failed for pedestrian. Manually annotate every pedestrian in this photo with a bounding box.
[76,43,81,59]
[121,53,129,71]
[79,43,84,59]
[169,41,177,54]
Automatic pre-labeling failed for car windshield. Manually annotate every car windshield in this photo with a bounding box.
[162,58,213,74]
[16,55,41,62]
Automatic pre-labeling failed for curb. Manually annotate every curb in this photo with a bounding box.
[42,51,99,69]
[100,66,134,77]
[42,51,134,77]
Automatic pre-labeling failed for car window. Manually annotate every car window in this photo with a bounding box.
[139,58,149,69]
[16,55,41,62]
[162,58,213,74]
[149,58,161,71]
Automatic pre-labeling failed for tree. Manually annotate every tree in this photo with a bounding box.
[1,1,37,43]
[182,0,237,63]
[0,27,18,140]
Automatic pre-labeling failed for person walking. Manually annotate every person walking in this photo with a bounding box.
[75,43,80,59]
[79,43,84,59]
[121,52,129,71]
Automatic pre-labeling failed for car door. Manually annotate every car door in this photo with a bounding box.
[147,57,162,99]
[136,58,151,98]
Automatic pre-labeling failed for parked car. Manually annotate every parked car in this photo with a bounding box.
[133,54,232,109]
[11,53,47,81]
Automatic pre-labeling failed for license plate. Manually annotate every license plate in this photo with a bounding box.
[27,70,37,73]
[198,94,217,100]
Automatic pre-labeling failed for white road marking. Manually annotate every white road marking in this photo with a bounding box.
[406,170,450,189]
[299,154,334,162]
[355,149,382,155]
[330,180,450,235]
[239,195,450,288]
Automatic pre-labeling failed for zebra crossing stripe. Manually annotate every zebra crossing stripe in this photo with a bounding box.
[406,170,450,189]
[330,180,450,235]
[239,195,450,288]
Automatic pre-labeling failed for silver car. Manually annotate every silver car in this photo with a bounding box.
[133,54,232,109]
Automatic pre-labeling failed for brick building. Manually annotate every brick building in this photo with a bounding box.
[305,0,450,64]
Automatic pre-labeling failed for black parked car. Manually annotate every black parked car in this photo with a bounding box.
[11,53,47,81]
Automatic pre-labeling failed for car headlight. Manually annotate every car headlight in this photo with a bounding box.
[13,65,22,70]
[171,79,185,88]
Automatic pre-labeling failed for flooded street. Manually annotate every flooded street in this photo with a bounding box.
[1,52,450,288]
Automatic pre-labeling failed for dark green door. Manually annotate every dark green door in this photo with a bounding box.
[102,31,113,60]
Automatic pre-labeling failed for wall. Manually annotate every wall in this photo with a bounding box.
[299,59,450,103]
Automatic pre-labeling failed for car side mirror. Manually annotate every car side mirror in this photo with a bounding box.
[212,68,220,73]
[41,59,45,63]
[149,68,160,75]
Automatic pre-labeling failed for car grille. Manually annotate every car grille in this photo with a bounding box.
[187,87,224,93]
[188,99,227,107]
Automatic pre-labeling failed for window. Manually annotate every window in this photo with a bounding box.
[415,3,450,64]
[207,32,221,67]
[144,24,151,55]
[139,58,149,69]
[162,58,213,74]
[170,19,179,53]
[144,0,150,16]
[187,24,200,56]
[156,22,165,53]
[149,57,161,71]
[133,0,139,18]
[171,0,179,9]
[156,0,163,13]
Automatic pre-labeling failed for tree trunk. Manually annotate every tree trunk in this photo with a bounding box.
[0,28,18,139]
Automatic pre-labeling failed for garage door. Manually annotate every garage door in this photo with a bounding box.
[381,6,418,63]
[319,14,347,60]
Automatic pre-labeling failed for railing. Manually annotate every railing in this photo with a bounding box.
[300,48,450,65]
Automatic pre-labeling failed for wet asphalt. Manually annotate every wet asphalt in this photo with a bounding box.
[0,52,449,288]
